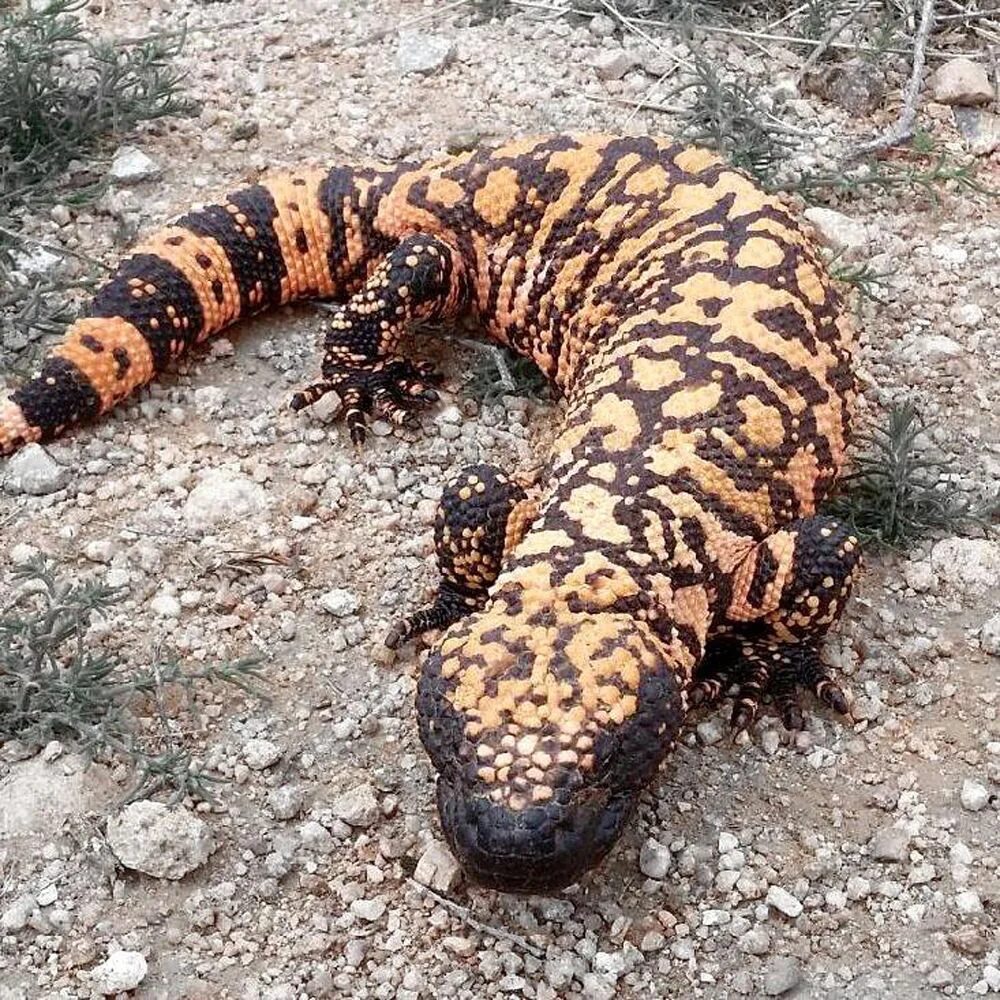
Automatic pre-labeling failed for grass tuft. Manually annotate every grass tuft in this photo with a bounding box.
[829,253,894,305]
[0,558,265,804]
[0,0,193,370]
[673,53,795,184]
[790,146,998,204]
[824,402,999,552]
[463,343,551,403]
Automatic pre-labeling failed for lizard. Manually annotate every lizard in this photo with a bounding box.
[0,134,861,893]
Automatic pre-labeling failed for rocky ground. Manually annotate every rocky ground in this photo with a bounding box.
[1,1,998,998]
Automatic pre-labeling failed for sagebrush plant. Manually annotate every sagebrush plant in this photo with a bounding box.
[790,147,998,204]
[829,254,894,306]
[0,0,193,369]
[464,342,551,403]
[824,402,999,552]
[0,559,265,803]
[672,53,794,184]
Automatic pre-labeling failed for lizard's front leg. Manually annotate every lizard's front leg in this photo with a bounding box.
[385,464,538,649]
[291,233,468,444]
[692,515,862,732]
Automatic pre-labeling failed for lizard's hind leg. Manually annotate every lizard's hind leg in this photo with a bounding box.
[385,464,538,649]
[691,515,862,733]
[291,233,468,444]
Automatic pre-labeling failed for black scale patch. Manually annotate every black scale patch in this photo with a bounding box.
[14,356,102,432]
[86,253,205,371]
[176,185,287,315]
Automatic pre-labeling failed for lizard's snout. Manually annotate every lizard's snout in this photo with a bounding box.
[435,772,636,892]
[417,607,686,893]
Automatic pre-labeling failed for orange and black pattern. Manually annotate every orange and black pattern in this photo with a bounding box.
[0,134,861,893]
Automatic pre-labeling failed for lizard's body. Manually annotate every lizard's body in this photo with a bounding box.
[1,134,860,892]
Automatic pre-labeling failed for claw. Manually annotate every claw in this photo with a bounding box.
[781,703,805,732]
[816,680,849,716]
[384,619,409,650]
[290,381,336,412]
[730,698,758,735]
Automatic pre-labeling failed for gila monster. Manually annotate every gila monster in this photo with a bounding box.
[0,134,861,893]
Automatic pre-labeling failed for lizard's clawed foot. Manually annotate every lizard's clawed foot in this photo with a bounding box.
[689,635,849,736]
[290,357,442,445]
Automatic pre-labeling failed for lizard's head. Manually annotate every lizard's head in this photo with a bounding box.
[417,603,685,893]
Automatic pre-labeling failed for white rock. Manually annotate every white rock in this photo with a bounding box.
[846,875,871,900]
[331,783,379,827]
[983,966,1000,991]
[592,48,638,81]
[928,967,954,988]
[90,951,147,994]
[83,538,117,563]
[414,838,463,892]
[805,206,868,251]
[183,469,267,528]
[395,31,454,74]
[10,542,39,563]
[243,738,282,770]
[12,245,60,276]
[350,897,386,921]
[0,755,116,838]
[193,386,228,416]
[696,719,724,745]
[107,801,215,879]
[825,888,848,910]
[960,778,989,812]
[267,785,306,820]
[766,886,803,918]
[3,444,70,496]
[980,613,1000,655]
[932,58,993,106]
[739,927,771,955]
[912,333,965,362]
[299,820,335,854]
[931,538,1000,593]
[950,841,974,866]
[0,895,37,933]
[588,13,616,36]
[718,831,739,853]
[869,824,910,862]
[319,587,360,617]
[902,559,938,593]
[763,956,802,996]
[109,145,162,184]
[149,591,181,618]
[950,303,985,328]
[35,884,57,906]
[955,889,983,914]
[639,837,672,879]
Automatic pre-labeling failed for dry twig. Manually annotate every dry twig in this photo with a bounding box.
[797,0,868,81]
[848,0,936,159]
[406,878,546,959]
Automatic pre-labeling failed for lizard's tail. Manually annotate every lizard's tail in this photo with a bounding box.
[1,165,378,457]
